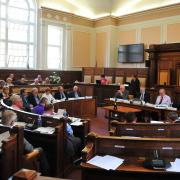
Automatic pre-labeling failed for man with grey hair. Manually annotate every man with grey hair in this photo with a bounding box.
[10,94,23,110]
[1,110,50,175]
[115,84,129,100]
[28,87,40,107]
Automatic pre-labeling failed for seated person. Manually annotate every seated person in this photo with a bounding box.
[0,86,11,106]
[10,94,24,110]
[36,74,43,83]
[31,78,40,85]
[32,97,48,115]
[136,86,150,103]
[42,77,50,85]
[54,86,67,100]
[155,88,171,106]
[7,73,15,83]
[16,77,28,85]
[20,88,32,112]
[124,112,137,123]
[42,104,81,160]
[42,87,55,103]
[100,74,108,85]
[115,84,129,100]
[28,88,40,107]
[1,110,50,175]
[0,86,10,100]
[68,86,81,98]
[0,80,6,89]
[166,112,180,123]
[6,77,14,86]
[43,103,55,116]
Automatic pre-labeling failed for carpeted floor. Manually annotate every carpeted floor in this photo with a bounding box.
[66,107,108,180]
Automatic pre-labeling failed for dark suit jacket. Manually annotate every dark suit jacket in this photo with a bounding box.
[27,93,40,107]
[130,79,140,96]
[68,91,81,98]
[54,92,67,100]
[136,91,150,103]
[20,95,31,112]
[115,90,129,100]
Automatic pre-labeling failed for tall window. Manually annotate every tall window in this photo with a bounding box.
[0,0,36,68]
[47,25,63,69]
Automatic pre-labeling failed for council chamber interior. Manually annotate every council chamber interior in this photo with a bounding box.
[0,0,180,180]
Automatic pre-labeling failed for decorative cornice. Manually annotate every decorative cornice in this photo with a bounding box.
[40,3,180,28]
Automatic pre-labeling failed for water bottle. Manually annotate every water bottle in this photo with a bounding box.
[113,98,117,110]
[37,115,42,127]
[63,110,68,118]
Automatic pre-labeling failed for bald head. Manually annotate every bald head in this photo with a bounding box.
[159,88,166,97]
[73,86,79,92]
[119,85,125,93]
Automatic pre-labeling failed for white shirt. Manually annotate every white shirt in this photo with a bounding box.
[42,93,55,103]
[155,95,171,106]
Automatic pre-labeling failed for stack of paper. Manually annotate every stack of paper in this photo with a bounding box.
[35,127,55,134]
[71,121,83,126]
[167,158,180,172]
[87,155,124,170]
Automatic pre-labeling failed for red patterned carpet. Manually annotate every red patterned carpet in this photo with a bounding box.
[66,107,108,180]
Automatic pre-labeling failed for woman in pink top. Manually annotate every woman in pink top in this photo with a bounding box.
[100,74,108,85]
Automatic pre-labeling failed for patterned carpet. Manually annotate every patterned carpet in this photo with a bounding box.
[66,107,108,180]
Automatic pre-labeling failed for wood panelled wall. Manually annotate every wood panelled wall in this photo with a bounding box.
[146,43,180,87]
[0,69,82,83]
[83,67,149,85]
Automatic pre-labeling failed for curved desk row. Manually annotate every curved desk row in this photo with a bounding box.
[53,98,97,118]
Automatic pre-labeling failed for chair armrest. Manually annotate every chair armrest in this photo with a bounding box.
[81,142,94,162]
[24,149,40,161]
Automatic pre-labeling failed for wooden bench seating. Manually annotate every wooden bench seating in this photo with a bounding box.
[110,121,180,138]
[1,99,90,177]
[0,125,40,180]
[0,130,17,180]
[81,133,180,180]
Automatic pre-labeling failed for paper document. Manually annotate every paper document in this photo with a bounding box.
[87,155,124,170]
[166,158,180,172]
[35,127,55,134]
[150,121,164,124]
[14,121,26,127]
[71,121,83,126]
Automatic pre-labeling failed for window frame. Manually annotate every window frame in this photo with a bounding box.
[0,0,37,69]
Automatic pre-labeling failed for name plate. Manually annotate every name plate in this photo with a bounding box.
[114,145,125,149]
[162,147,173,150]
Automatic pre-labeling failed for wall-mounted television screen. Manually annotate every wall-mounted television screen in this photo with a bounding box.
[118,43,144,63]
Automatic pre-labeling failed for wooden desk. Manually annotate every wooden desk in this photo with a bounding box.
[105,99,180,121]
[76,83,119,104]
[110,122,180,138]
[81,134,180,180]
[53,98,97,118]
[9,84,73,94]
[103,106,142,130]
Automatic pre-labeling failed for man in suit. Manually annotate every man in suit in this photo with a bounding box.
[115,85,129,100]
[130,74,140,96]
[136,86,150,103]
[20,88,32,112]
[155,88,171,106]
[27,88,40,107]
[68,85,81,98]
[1,110,50,175]
[54,86,67,100]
